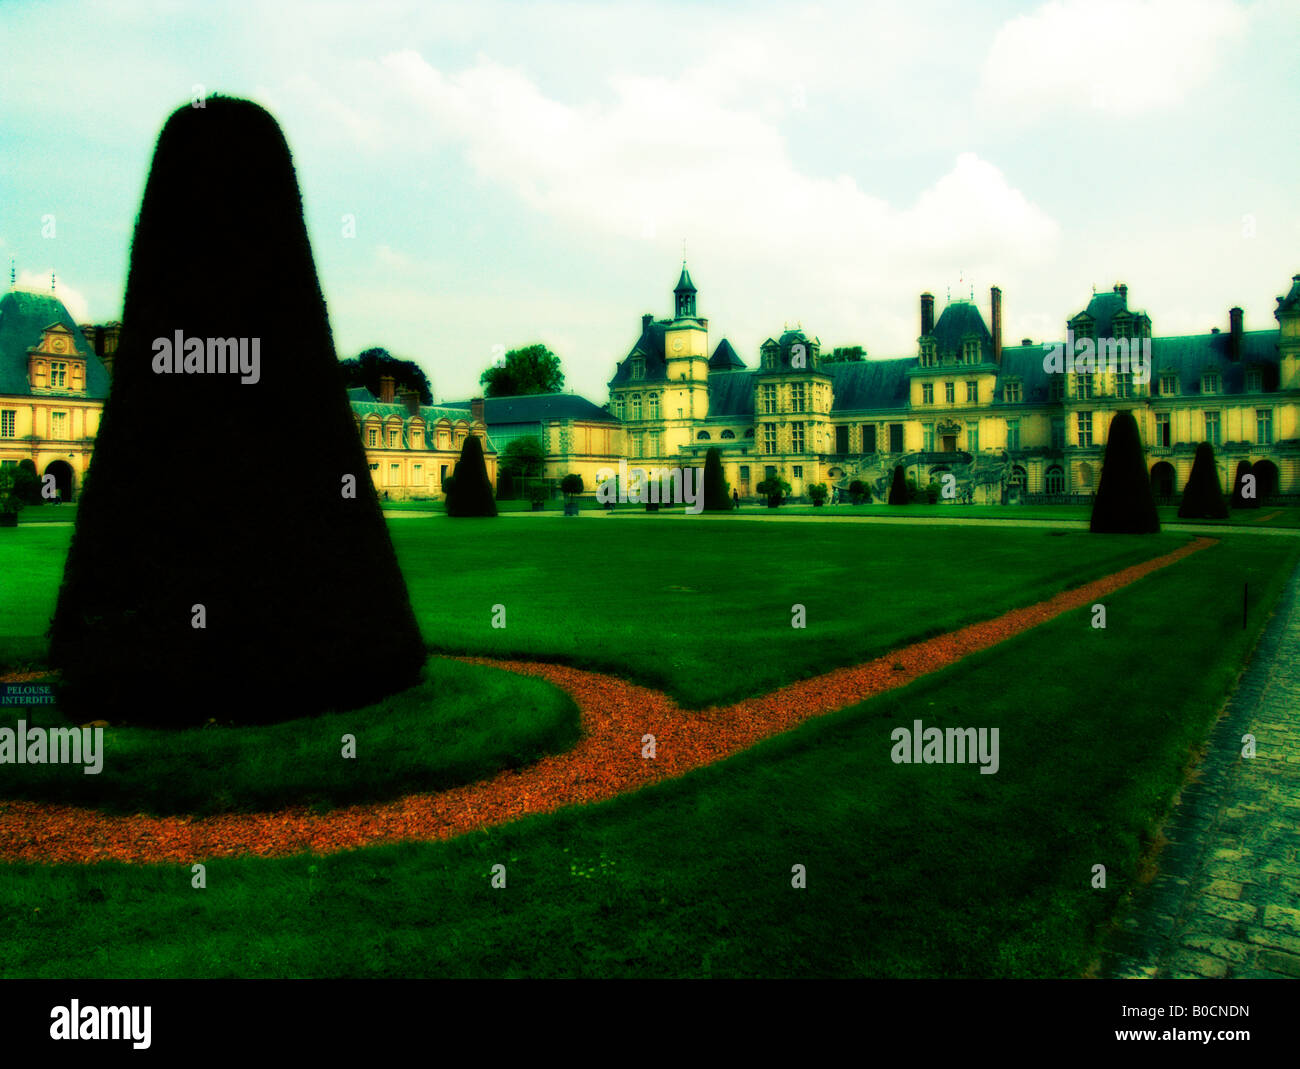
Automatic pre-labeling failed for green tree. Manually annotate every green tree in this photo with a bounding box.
[561,474,583,498]
[1090,410,1160,533]
[480,343,564,397]
[446,435,498,517]
[14,459,41,505]
[48,97,425,726]
[756,476,791,508]
[500,436,546,478]
[848,479,868,505]
[1178,442,1229,519]
[339,347,433,404]
[808,482,828,506]
[830,345,867,362]
[701,447,732,511]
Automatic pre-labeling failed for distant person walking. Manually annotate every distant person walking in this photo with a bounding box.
[732,488,740,508]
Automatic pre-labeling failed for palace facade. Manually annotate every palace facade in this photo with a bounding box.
[608,267,1300,502]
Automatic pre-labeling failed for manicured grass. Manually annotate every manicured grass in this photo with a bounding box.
[769,502,1300,528]
[0,657,579,816]
[390,518,1187,706]
[3,534,1293,978]
[1,520,1182,707]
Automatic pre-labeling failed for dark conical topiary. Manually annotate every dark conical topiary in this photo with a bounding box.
[1090,410,1160,533]
[1178,442,1229,519]
[445,434,498,517]
[48,98,425,726]
[701,447,731,511]
[887,464,909,505]
[1230,459,1259,509]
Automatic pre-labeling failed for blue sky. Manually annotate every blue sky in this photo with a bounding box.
[1,0,1296,402]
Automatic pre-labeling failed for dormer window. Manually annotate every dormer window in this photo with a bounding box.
[762,348,776,370]
[1202,372,1220,395]
[1159,372,1178,396]
[631,357,644,380]
[920,341,936,366]
[367,427,378,448]
[1112,316,1131,340]
[963,339,979,364]
[1246,369,1262,392]
[1003,380,1022,403]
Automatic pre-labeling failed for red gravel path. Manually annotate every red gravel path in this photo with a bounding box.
[0,537,1213,865]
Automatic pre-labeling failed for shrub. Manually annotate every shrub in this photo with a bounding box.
[561,473,583,498]
[701,447,732,511]
[1230,459,1259,510]
[1090,410,1160,533]
[1178,442,1229,519]
[14,459,41,505]
[848,479,867,505]
[756,476,791,507]
[887,465,908,505]
[808,482,828,506]
[48,97,425,726]
[446,435,499,517]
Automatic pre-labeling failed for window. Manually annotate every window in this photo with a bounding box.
[945,382,955,405]
[1159,372,1178,396]
[1113,317,1131,339]
[963,340,979,364]
[630,431,643,455]
[1246,369,1262,392]
[921,341,936,366]
[791,383,806,413]
[1076,411,1093,447]
[889,424,904,452]
[923,423,935,452]
[648,430,661,456]
[791,422,805,452]
[367,427,378,447]
[631,394,642,420]
[1049,377,1064,402]
[966,422,979,453]
[863,425,877,453]
[720,429,736,439]
[793,465,803,479]
[1202,372,1220,395]
[51,411,68,439]
[1076,373,1093,400]
[413,463,423,483]
[762,348,776,370]
[922,383,934,405]
[631,357,644,380]
[51,361,68,388]
[389,463,400,483]
[1004,381,1021,403]
[1205,411,1221,447]
[760,384,777,414]
[648,393,660,419]
[763,424,777,454]
[1115,376,1131,399]
[1006,419,1020,451]
[966,381,978,403]
[0,411,14,438]
[1257,409,1273,445]
[1156,412,1171,447]
[739,466,750,481]
[697,430,711,440]
[1050,417,1065,450]
[389,429,400,448]
[1045,466,1065,494]
[615,399,625,420]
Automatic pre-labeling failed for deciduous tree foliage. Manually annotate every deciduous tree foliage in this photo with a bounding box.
[701,447,732,511]
[479,344,564,397]
[446,434,498,517]
[1178,442,1229,519]
[339,348,433,405]
[49,97,425,726]
[1090,410,1160,533]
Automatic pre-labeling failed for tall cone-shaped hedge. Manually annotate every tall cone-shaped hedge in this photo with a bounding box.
[701,447,731,511]
[445,434,498,516]
[1178,442,1229,519]
[49,98,425,726]
[887,464,909,505]
[1230,459,1259,509]
[1090,410,1160,533]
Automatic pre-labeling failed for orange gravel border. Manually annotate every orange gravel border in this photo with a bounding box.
[0,537,1214,865]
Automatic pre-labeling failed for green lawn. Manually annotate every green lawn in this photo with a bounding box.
[746,502,1300,528]
[4,533,1293,977]
[0,656,578,816]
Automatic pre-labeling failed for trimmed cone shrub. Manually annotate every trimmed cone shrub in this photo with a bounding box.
[702,447,731,511]
[1230,459,1259,510]
[48,98,425,726]
[14,459,41,505]
[1178,442,1229,519]
[446,434,498,517]
[848,479,866,505]
[1090,410,1160,533]
[887,465,908,505]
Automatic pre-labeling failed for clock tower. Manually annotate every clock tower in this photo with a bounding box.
[663,263,710,451]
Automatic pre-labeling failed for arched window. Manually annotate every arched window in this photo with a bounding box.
[720,429,736,439]
[1045,465,1065,494]
[1010,465,1027,489]
[697,430,711,439]
[648,393,660,419]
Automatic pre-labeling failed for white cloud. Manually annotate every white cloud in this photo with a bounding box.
[17,270,91,323]
[978,0,1248,123]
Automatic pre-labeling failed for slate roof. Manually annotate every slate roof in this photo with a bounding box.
[675,265,696,294]
[706,369,757,417]
[756,328,825,375]
[442,393,618,425]
[1149,330,1280,395]
[608,317,673,386]
[346,386,376,402]
[1070,289,1148,337]
[0,290,112,398]
[352,398,499,453]
[994,343,1054,403]
[709,338,745,371]
[1277,274,1300,316]
[825,358,914,412]
[929,300,993,362]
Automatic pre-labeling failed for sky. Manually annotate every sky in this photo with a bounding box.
[1,0,1297,403]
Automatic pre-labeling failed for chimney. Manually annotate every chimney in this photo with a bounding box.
[991,286,1003,364]
[470,396,485,426]
[1229,306,1243,360]
[1021,338,1033,347]
[79,324,96,350]
[1114,282,1128,305]
[379,374,396,403]
[642,313,654,330]
[920,292,934,337]
[399,388,420,415]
